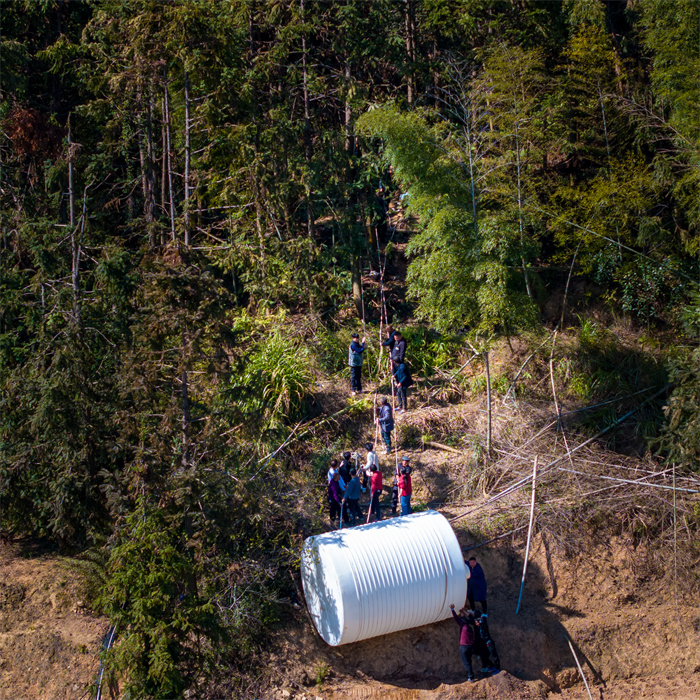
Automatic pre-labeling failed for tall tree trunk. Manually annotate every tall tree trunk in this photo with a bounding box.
[181,328,190,469]
[138,84,156,245]
[161,116,167,223]
[301,0,315,239]
[514,119,532,299]
[351,254,363,319]
[184,70,191,246]
[68,113,75,229]
[344,61,354,155]
[163,67,176,242]
[404,0,416,104]
[68,114,81,328]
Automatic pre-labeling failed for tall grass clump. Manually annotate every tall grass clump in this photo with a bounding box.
[235,332,314,432]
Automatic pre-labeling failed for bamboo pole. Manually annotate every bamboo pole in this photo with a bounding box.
[485,351,492,455]
[515,455,538,615]
[450,383,672,524]
[565,634,594,700]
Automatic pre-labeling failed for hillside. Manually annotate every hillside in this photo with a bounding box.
[3,341,699,699]
[1,1,699,698]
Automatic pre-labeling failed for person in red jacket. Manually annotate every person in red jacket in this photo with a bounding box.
[368,464,383,522]
[398,456,412,515]
[449,604,480,682]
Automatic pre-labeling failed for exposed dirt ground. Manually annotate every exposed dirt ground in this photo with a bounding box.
[258,366,700,700]
[0,542,109,700]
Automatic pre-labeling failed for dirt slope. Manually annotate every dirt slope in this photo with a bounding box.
[0,543,109,700]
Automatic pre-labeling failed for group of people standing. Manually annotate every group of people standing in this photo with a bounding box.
[348,326,412,411]
[326,445,413,528]
[449,556,500,682]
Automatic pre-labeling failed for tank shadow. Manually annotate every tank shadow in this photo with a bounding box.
[320,545,581,691]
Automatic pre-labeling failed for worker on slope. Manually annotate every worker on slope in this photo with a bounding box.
[381,325,397,353]
[474,611,500,675]
[327,459,346,492]
[342,468,363,526]
[467,556,488,614]
[449,604,481,682]
[368,464,383,522]
[398,456,413,515]
[328,472,344,528]
[338,451,353,484]
[375,396,394,454]
[363,442,378,493]
[348,332,366,395]
[390,330,407,369]
[392,360,412,412]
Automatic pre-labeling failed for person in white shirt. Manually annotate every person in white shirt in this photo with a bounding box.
[363,442,378,493]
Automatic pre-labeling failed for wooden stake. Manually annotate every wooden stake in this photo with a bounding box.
[516,455,538,615]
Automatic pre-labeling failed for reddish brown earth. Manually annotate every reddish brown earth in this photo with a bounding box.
[0,543,109,700]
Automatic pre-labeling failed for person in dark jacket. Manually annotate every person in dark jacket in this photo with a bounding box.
[381,325,397,353]
[390,331,407,368]
[348,332,366,395]
[391,475,399,516]
[467,556,488,614]
[342,468,363,526]
[474,611,500,674]
[376,397,394,453]
[328,472,344,527]
[392,361,412,411]
[449,604,479,682]
[338,452,352,484]
[326,459,346,491]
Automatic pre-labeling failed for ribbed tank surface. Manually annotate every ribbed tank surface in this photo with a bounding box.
[300,510,467,646]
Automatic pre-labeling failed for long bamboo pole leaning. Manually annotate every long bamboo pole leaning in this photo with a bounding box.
[516,455,538,615]
[565,634,594,700]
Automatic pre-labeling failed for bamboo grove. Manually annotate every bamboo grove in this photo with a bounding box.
[0,1,698,697]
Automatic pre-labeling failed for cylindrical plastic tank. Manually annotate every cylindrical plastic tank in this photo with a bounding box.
[300,510,467,646]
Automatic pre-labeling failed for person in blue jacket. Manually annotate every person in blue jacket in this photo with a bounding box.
[467,556,488,614]
[341,468,363,526]
[348,332,366,395]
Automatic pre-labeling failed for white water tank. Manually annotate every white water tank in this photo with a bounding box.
[300,510,467,646]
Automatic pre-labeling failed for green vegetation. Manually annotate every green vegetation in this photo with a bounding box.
[0,1,698,697]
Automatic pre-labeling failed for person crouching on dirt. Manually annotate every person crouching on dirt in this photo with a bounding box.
[398,457,412,515]
[474,611,500,674]
[348,332,366,395]
[376,397,394,453]
[368,464,383,521]
[342,468,363,526]
[392,360,412,412]
[449,604,479,682]
[328,472,344,528]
